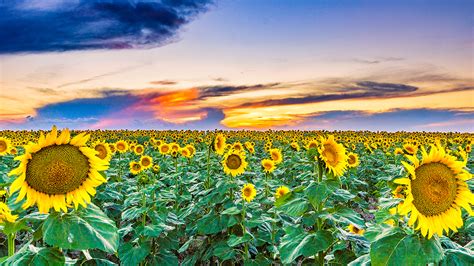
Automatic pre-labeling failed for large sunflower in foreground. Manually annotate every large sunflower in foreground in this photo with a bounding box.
[9,126,109,214]
[394,144,473,239]
[318,135,348,177]
[222,150,248,177]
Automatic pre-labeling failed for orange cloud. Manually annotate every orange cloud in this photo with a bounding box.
[134,88,208,124]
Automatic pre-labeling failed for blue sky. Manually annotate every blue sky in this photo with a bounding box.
[0,0,473,131]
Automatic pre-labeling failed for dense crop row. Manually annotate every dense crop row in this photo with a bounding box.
[0,128,472,265]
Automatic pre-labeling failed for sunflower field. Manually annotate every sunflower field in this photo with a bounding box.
[0,127,473,265]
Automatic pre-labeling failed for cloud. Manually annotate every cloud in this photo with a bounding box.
[149,80,178,85]
[235,81,419,108]
[352,57,404,64]
[0,0,213,54]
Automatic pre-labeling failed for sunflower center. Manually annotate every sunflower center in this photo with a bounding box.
[95,144,107,159]
[264,162,272,170]
[226,154,242,170]
[117,143,126,150]
[411,162,457,216]
[322,145,338,166]
[0,141,7,152]
[133,164,141,171]
[26,144,90,195]
[348,155,356,165]
[141,158,151,166]
[243,187,252,197]
[271,152,279,161]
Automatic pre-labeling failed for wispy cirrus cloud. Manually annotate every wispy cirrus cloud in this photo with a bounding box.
[0,0,213,53]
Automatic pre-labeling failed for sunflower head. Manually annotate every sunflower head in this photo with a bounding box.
[403,143,418,155]
[261,158,276,173]
[130,161,142,175]
[134,145,144,155]
[394,144,473,239]
[347,224,364,235]
[0,137,11,156]
[93,141,111,162]
[269,148,283,164]
[139,155,153,169]
[318,135,348,177]
[222,150,248,177]
[290,142,300,151]
[115,140,129,153]
[159,143,170,155]
[241,183,257,202]
[347,152,359,168]
[275,186,290,199]
[9,126,109,214]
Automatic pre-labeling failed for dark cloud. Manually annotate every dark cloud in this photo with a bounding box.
[236,81,420,107]
[0,0,213,53]
[198,83,280,99]
[149,80,178,85]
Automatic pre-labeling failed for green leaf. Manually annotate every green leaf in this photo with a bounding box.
[227,234,252,247]
[3,245,64,266]
[43,204,119,253]
[348,254,371,266]
[81,258,117,266]
[221,206,241,215]
[278,227,333,264]
[370,232,443,266]
[1,220,30,235]
[305,180,338,207]
[440,249,474,266]
[278,198,308,217]
[118,241,151,266]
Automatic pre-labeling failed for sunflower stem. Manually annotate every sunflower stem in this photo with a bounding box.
[7,233,15,257]
[206,144,211,189]
[241,200,249,261]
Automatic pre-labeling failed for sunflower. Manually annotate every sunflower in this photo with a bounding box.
[213,133,226,155]
[403,143,418,155]
[139,155,153,169]
[232,142,244,152]
[153,164,160,173]
[347,152,359,168]
[241,183,257,202]
[0,202,17,224]
[269,148,283,164]
[181,148,191,158]
[9,126,109,214]
[159,143,170,155]
[170,142,180,151]
[347,224,365,235]
[275,186,290,199]
[318,135,348,177]
[134,144,144,155]
[394,144,474,239]
[290,142,300,151]
[115,140,129,153]
[394,147,404,155]
[0,137,11,156]
[222,150,248,177]
[306,140,318,150]
[130,161,142,175]
[261,159,276,173]
[185,144,196,157]
[93,141,111,162]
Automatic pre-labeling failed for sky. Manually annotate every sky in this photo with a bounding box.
[0,0,473,132]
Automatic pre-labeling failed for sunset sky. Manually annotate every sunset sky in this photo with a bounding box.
[1,0,473,131]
